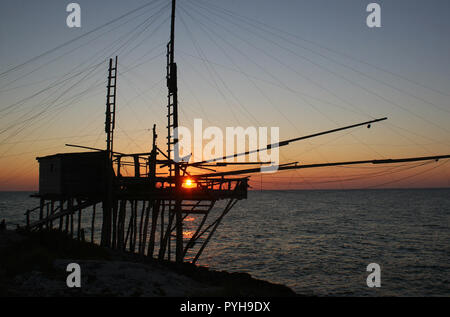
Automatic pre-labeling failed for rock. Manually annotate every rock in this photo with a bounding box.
[0,230,299,297]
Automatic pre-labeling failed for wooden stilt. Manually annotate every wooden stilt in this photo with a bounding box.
[159,205,175,260]
[112,199,118,249]
[49,200,55,229]
[91,204,96,243]
[117,200,126,250]
[132,200,138,252]
[59,200,64,230]
[168,232,171,262]
[138,200,146,254]
[39,198,44,230]
[124,203,133,251]
[141,201,151,255]
[69,199,74,238]
[45,202,50,229]
[148,200,161,257]
[65,211,69,233]
[160,201,165,249]
[77,199,82,240]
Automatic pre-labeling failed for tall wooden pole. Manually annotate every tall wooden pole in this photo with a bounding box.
[167,0,183,263]
[102,56,117,247]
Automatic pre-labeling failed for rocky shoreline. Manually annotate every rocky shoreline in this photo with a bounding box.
[0,229,299,297]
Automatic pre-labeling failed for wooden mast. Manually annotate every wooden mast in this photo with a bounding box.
[101,56,117,247]
[166,0,183,262]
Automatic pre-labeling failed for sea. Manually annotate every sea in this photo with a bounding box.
[1,189,449,296]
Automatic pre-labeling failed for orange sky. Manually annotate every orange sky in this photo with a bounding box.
[1,1,450,191]
[1,136,450,191]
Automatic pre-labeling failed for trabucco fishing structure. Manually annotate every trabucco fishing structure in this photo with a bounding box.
[25,0,450,264]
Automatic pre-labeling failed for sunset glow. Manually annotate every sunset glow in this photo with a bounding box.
[184,179,195,188]
[0,0,449,191]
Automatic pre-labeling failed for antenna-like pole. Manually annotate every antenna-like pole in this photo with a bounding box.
[166,0,183,263]
[170,0,176,65]
[102,56,118,248]
[167,0,178,163]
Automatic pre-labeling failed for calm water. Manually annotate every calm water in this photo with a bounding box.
[1,189,449,296]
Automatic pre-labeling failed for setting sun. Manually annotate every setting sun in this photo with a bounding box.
[184,178,195,188]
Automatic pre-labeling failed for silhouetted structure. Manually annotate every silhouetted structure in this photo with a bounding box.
[26,1,248,264]
[25,0,450,264]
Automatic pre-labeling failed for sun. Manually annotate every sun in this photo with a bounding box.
[184,178,195,188]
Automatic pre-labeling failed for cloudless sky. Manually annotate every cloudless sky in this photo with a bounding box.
[0,0,449,190]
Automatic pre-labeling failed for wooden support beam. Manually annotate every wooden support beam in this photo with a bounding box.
[91,204,96,243]
[141,201,153,255]
[192,198,237,264]
[39,198,44,230]
[117,156,121,177]
[77,199,82,240]
[138,200,146,255]
[117,200,126,250]
[101,200,112,248]
[175,198,183,262]
[45,202,50,229]
[80,229,85,242]
[59,200,64,230]
[65,208,69,233]
[148,200,160,257]
[184,212,208,256]
[112,200,118,249]
[69,199,74,239]
[183,201,215,256]
[49,200,55,229]
[125,201,136,252]
[190,117,388,166]
[132,200,138,252]
[160,200,165,249]
[159,205,175,260]
[134,156,140,177]
[198,154,450,178]
[28,200,98,229]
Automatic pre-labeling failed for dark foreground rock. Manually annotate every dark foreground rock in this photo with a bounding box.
[0,229,298,297]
